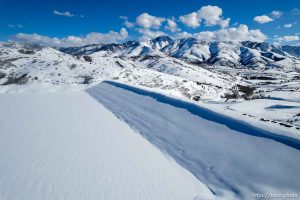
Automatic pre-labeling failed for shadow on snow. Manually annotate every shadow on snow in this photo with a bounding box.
[103,81,300,151]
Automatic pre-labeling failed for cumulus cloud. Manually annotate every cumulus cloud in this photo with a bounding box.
[53,10,74,17]
[197,5,223,26]
[196,25,266,42]
[13,28,128,47]
[193,31,216,41]
[179,5,230,28]
[136,13,165,29]
[176,24,266,42]
[13,33,62,46]
[275,35,299,42]
[137,28,165,41]
[271,11,282,18]
[165,18,180,32]
[284,23,293,28]
[219,18,230,28]
[253,15,273,24]
[120,16,135,28]
[173,31,192,39]
[179,12,199,28]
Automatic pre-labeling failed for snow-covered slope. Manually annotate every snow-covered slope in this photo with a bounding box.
[1,81,298,200]
[58,43,104,56]
[0,90,214,200]
[282,45,300,58]
[88,82,300,200]
[0,41,234,100]
[0,42,107,85]
[1,38,299,127]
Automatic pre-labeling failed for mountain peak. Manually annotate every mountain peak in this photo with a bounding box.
[151,35,173,43]
[150,35,174,50]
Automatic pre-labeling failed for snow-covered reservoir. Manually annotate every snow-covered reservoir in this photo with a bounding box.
[0,90,213,200]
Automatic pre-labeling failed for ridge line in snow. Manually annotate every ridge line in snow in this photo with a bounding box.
[94,81,300,150]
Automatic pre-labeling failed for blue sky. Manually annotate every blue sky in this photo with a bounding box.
[1,0,300,46]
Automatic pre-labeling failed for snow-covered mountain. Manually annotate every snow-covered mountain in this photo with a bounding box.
[0,41,233,100]
[60,36,300,71]
[282,45,300,58]
[1,36,299,102]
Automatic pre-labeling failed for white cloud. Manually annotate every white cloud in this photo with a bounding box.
[14,33,62,46]
[165,18,180,32]
[197,5,222,26]
[137,29,165,41]
[284,24,293,28]
[193,31,216,41]
[291,8,300,15]
[136,13,165,29]
[179,12,199,28]
[8,24,23,28]
[219,18,231,28]
[173,31,192,39]
[182,24,266,42]
[53,10,74,17]
[275,35,299,42]
[173,25,266,42]
[253,15,273,24]
[120,16,135,28]
[179,5,229,28]
[13,28,128,47]
[271,11,282,18]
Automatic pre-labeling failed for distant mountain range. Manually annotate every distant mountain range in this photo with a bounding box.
[0,36,299,101]
[60,35,300,71]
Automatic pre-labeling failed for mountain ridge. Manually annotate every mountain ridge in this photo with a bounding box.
[0,37,299,103]
[59,36,300,71]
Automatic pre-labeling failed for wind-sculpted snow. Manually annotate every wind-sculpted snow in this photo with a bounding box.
[0,91,214,200]
[87,81,300,200]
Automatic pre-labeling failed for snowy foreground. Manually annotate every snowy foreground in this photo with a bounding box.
[0,81,300,200]
[0,89,212,200]
[87,82,300,199]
